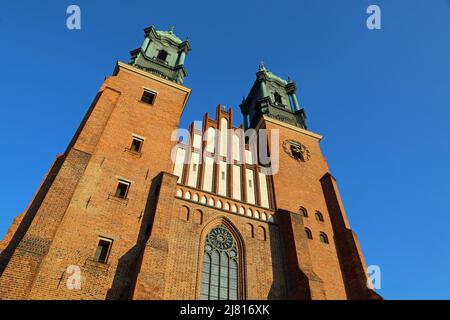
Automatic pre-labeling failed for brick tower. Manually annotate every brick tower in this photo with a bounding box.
[0,26,380,300]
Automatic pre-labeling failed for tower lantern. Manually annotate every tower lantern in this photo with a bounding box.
[0,25,380,301]
[129,25,191,84]
[240,65,307,130]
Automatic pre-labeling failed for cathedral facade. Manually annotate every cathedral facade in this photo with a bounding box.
[0,26,380,300]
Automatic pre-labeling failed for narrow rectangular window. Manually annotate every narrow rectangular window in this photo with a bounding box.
[115,180,130,199]
[94,238,112,263]
[141,89,156,105]
[130,136,144,152]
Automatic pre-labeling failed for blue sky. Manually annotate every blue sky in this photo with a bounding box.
[1,0,449,299]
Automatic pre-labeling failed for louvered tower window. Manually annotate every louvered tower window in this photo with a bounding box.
[200,226,238,300]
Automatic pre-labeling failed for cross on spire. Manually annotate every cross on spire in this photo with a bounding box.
[259,60,266,71]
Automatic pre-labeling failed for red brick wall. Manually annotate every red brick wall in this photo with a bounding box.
[320,174,382,299]
[0,148,90,299]
[264,119,348,299]
[0,63,191,299]
[0,62,377,300]
[133,177,286,300]
[0,154,63,275]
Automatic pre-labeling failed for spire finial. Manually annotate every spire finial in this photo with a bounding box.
[259,60,266,71]
[169,26,175,33]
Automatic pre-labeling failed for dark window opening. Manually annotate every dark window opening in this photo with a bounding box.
[319,232,329,244]
[290,144,302,160]
[299,207,308,218]
[115,180,130,199]
[141,90,156,105]
[131,137,144,153]
[274,92,282,104]
[94,238,112,263]
[315,211,324,222]
[157,50,168,62]
[305,228,313,240]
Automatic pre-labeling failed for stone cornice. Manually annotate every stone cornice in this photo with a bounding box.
[114,61,191,111]
[144,25,191,51]
[257,115,323,142]
[115,60,190,92]
[130,48,188,76]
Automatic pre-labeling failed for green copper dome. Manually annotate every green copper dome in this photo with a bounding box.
[156,30,183,44]
[264,70,288,85]
[129,25,191,84]
[259,64,288,85]
[240,64,307,130]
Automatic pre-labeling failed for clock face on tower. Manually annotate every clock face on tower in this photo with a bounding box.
[282,140,311,162]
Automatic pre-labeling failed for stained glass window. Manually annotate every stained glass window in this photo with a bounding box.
[200,226,238,300]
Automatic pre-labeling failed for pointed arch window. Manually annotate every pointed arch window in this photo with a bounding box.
[200,226,238,300]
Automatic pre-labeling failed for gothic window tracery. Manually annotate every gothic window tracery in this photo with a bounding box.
[200,226,238,300]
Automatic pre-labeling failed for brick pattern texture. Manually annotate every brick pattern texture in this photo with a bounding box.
[0,63,380,300]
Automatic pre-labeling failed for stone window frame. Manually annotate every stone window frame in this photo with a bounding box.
[93,237,113,264]
[141,88,158,105]
[129,134,145,154]
[114,178,131,200]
